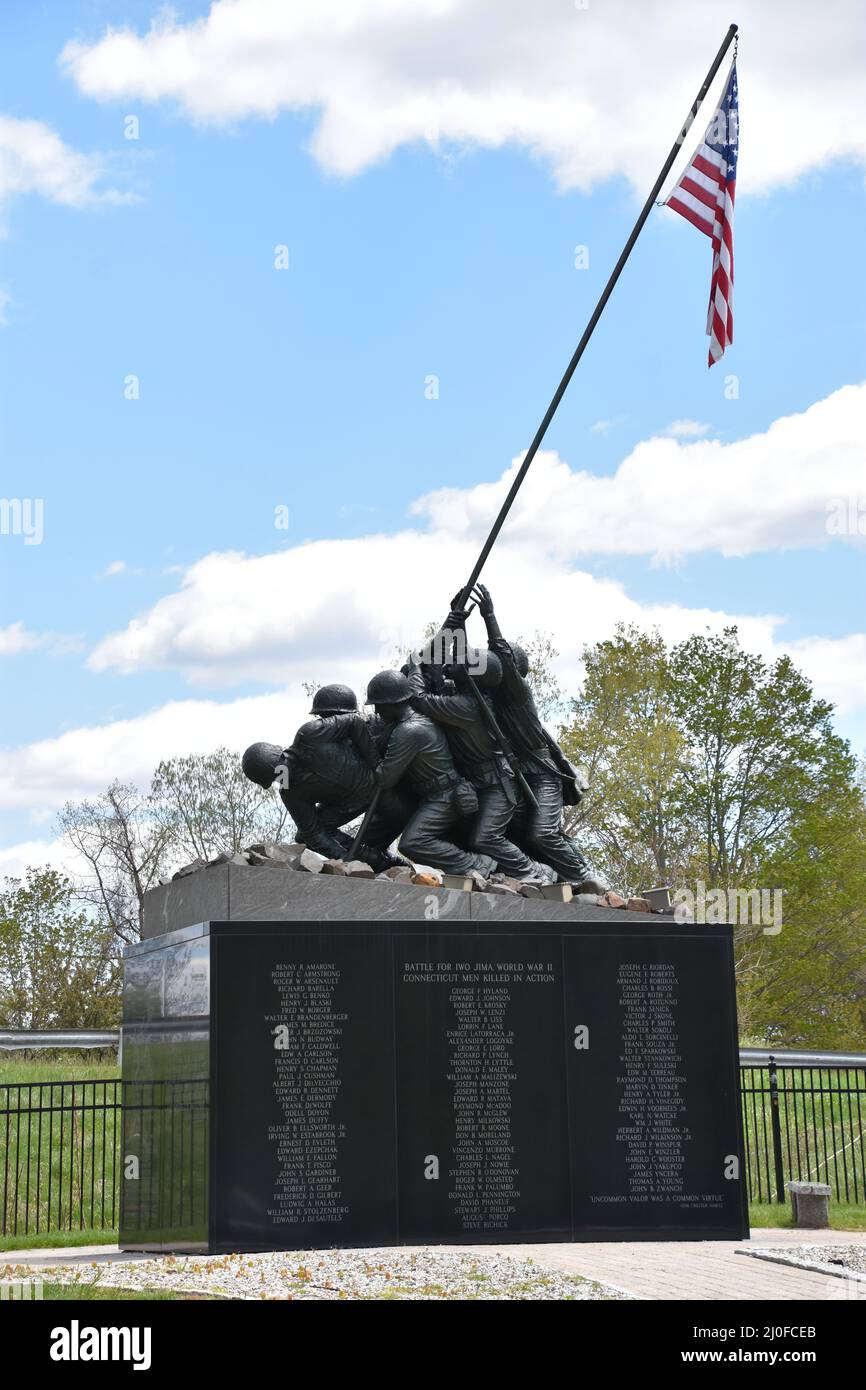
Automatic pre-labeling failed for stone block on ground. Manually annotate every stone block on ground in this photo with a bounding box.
[378,865,414,884]
[574,878,609,896]
[600,890,627,909]
[442,873,474,892]
[266,842,306,864]
[627,897,650,913]
[519,882,543,898]
[298,848,327,874]
[644,886,672,912]
[172,858,207,880]
[497,877,525,894]
[412,872,441,888]
[344,860,375,879]
[321,860,348,875]
[786,1181,831,1228]
[541,883,573,903]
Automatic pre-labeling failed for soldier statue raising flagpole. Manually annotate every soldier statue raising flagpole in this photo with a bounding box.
[243,24,741,893]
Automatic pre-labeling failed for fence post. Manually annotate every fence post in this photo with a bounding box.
[768,1054,786,1203]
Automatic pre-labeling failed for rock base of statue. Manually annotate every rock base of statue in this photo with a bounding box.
[120,910,748,1251]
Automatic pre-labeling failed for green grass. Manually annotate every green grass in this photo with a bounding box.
[0,1054,120,1085]
[1,1076,121,1239]
[1,1227,118,1253]
[748,1200,866,1231]
[41,1283,216,1301]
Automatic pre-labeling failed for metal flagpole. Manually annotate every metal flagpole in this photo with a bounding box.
[356,28,738,860]
[453,22,739,610]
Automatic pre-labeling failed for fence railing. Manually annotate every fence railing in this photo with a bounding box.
[741,1055,866,1205]
[0,1030,120,1053]
[1,1080,121,1238]
[2,1057,865,1237]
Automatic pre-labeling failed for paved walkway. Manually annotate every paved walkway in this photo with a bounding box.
[7,1229,866,1300]
[453,1230,866,1300]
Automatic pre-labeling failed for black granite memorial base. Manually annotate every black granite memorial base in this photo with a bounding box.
[120,915,748,1251]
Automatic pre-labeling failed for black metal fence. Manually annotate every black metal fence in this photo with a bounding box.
[741,1053,866,1205]
[1,1080,120,1238]
[2,1056,865,1237]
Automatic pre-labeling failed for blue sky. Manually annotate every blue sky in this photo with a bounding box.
[1,0,864,871]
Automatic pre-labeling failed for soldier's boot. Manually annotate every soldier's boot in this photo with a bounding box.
[356,846,413,873]
[525,860,558,885]
[468,853,497,879]
[305,829,355,860]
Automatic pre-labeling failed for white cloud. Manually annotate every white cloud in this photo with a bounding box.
[3,570,865,826]
[60,0,866,194]
[103,560,127,576]
[93,529,788,687]
[3,381,864,828]
[0,622,43,656]
[788,633,866,720]
[0,288,10,325]
[0,113,126,209]
[412,383,866,564]
[79,380,866,687]
[0,836,84,885]
[0,623,81,657]
[0,690,309,817]
[662,419,712,438]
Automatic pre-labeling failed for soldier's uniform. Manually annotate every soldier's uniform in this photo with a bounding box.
[277,687,409,861]
[370,670,494,876]
[479,625,592,885]
[405,656,538,878]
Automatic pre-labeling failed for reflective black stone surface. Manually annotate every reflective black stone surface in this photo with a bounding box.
[121,918,747,1252]
[120,929,210,1251]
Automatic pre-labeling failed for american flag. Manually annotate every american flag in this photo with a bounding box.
[665,59,739,366]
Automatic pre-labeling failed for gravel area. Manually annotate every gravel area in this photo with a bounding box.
[740,1244,866,1282]
[9,1248,631,1301]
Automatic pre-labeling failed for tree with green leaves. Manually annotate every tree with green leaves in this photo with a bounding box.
[668,627,855,889]
[559,625,693,893]
[0,868,121,1028]
[558,623,866,1046]
[734,777,866,1046]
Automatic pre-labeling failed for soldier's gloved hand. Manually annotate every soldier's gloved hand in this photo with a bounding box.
[443,608,468,631]
[472,583,494,617]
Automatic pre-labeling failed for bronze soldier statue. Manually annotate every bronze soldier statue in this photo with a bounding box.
[405,626,555,882]
[471,584,599,887]
[242,683,409,869]
[366,668,496,877]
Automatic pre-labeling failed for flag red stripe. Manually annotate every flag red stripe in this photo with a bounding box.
[679,175,719,212]
[666,196,714,238]
[693,153,726,187]
[664,59,737,367]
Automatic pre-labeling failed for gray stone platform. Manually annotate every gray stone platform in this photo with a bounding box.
[141,862,659,938]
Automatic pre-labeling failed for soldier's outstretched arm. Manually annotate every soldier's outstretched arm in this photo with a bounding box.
[406,652,474,729]
[472,583,505,644]
[472,583,526,698]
